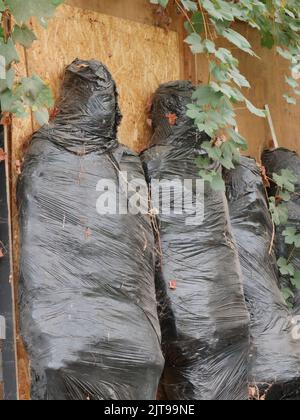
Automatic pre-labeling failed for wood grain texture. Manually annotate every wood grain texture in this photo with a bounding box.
[195,23,300,160]
[210,23,300,161]
[66,0,157,26]
[13,4,180,156]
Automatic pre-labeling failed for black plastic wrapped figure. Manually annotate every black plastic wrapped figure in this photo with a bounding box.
[225,157,300,400]
[262,148,300,312]
[18,59,164,400]
[141,81,250,401]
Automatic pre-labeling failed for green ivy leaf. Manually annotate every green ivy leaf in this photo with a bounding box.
[184,12,204,34]
[150,0,169,7]
[0,68,14,93]
[185,32,204,54]
[200,169,225,192]
[278,257,295,277]
[203,39,216,53]
[229,68,251,89]
[34,108,49,126]
[202,141,222,160]
[0,38,19,65]
[261,31,275,49]
[285,76,298,89]
[283,227,300,248]
[269,197,289,226]
[283,94,297,105]
[202,0,234,22]
[279,190,291,202]
[181,0,198,12]
[227,128,248,151]
[215,48,238,67]
[192,85,223,107]
[277,47,292,60]
[291,272,300,290]
[0,55,5,80]
[0,88,26,116]
[281,287,295,302]
[210,62,229,82]
[6,0,63,25]
[210,172,226,191]
[245,99,266,118]
[273,169,297,193]
[12,25,37,48]
[223,28,257,56]
[0,0,6,12]
[195,156,211,169]
[19,75,54,109]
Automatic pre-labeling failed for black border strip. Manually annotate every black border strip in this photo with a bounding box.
[0,126,17,400]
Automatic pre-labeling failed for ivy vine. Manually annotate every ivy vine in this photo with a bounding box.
[150,0,300,305]
[0,0,64,126]
[268,169,300,306]
[150,0,300,192]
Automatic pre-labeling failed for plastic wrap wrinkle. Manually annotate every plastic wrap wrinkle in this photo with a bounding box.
[225,157,300,400]
[141,81,250,401]
[18,59,164,400]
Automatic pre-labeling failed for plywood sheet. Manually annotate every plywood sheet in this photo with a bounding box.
[13,4,180,156]
[66,0,156,26]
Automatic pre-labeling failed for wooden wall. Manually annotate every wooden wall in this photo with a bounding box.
[194,23,300,160]
[10,0,300,400]
[16,1,299,162]
[66,0,157,25]
[236,24,300,160]
[67,1,300,161]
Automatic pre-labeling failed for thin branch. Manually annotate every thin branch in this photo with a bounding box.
[175,0,196,32]
[269,222,276,255]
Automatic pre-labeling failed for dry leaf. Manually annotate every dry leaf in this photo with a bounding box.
[213,134,227,147]
[0,148,7,162]
[50,107,59,120]
[166,113,177,126]
[259,164,271,188]
[249,387,257,399]
[85,228,92,240]
[146,118,153,128]
[169,280,177,290]
[0,112,12,126]
[15,160,22,175]
[153,5,172,32]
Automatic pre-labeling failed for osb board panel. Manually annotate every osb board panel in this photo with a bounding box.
[12,3,180,400]
[13,4,180,155]
[66,0,156,26]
